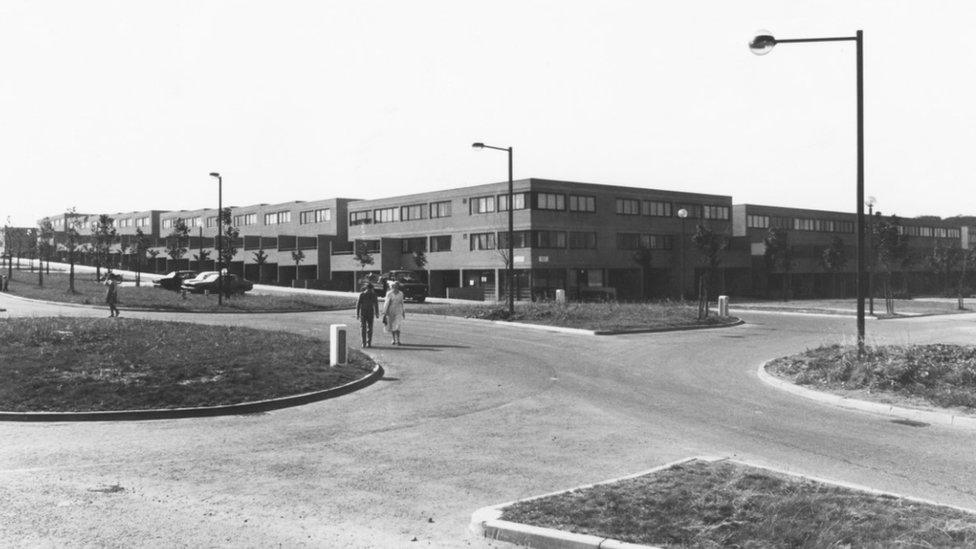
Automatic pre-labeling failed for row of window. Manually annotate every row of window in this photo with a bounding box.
[159,208,332,231]
[899,226,961,238]
[746,214,960,238]
[465,231,673,251]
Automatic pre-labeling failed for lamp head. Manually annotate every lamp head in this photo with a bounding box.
[677,208,688,219]
[749,31,776,55]
[471,142,485,149]
[209,172,220,178]
[866,196,876,207]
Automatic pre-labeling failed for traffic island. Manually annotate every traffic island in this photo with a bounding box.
[470,456,976,548]
[0,317,379,421]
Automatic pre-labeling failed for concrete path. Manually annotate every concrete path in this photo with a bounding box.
[2,293,976,547]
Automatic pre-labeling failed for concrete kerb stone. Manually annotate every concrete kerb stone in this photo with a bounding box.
[757,361,976,430]
[0,363,384,422]
[422,313,744,337]
[471,454,976,548]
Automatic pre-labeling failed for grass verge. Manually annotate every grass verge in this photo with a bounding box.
[767,344,976,414]
[416,301,735,331]
[3,270,356,312]
[733,298,969,317]
[0,317,373,412]
[500,459,976,547]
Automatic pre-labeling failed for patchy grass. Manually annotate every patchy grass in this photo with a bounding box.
[3,271,356,312]
[416,300,735,331]
[733,298,969,317]
[501,459,976,547]
[0,317,373,412]
[767,344,976,413]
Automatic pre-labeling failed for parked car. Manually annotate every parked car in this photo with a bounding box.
[181,272,254,295]
[360,270,428,302]
[153,270,199,291]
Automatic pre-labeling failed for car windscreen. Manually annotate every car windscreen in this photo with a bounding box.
[395,273,418,282]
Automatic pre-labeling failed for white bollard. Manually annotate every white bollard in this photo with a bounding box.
[718,295,729,317]
[330,324,348,366]
[555,289,566,303]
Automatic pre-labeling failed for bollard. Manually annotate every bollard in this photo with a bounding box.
[555,289,566,303]
[330,324,348,366]
[718,295,729,317]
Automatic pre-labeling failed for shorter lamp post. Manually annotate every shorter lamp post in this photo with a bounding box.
[677,208,688,300]
[209,172,223,305]
[866,196,876,315]
[471,142,514,317]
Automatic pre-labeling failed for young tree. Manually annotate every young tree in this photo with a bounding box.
[165,218,190,271]
[132,227,152,286]
[820,237,848,298]
[91,214,117,281]
[926,241,960,296]
[36,220,54,287]
[763,227,793,301]
[252,249,268,283]
[291,249,305,286]
[193,249,211,270]
[64,212,82,293]
[217,209,240,298]
[874,215,909,314]
[691,224,728,318]
[146,249,160,274]
[354,240,374,272]
[631,249,652,300]
[412,249,428,283]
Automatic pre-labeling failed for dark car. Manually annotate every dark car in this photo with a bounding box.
[181,272,254,295]
[361,270,428,302]
[153,270,199,291]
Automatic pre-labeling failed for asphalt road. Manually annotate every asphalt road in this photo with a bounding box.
[2,293,976,548]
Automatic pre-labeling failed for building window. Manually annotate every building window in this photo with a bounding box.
[770,216,791,229]
[401,204,427,221]
[430,235,451,252]
[568,195,596,213]
[949,228,961,238]
[373,207,400,224]
[534,230,567,248]
[401,237,427,253]
[920,227,933,237]
[470,196,496,214]
[349,211,372,226]
[498,192,528,211]
[534,192,565,211]
[794,218,816,231]
[233,215,243,227]
[264,212,278,225]
[135,217,149,228]
[206,216,217,228]
[243,213,257,226]
[430,201,452,218]
[470,232,496,250]
[580,268,604,287]
[300,208,332,224]
[498,230,531,249]
[616,198,640,215]
[569,231,597,249]
[703,205,729,220]
[642,200,672,217]
[677,204,703,218]
[617,233,673,250]
[746,215,769,229]
[162,219,173,229]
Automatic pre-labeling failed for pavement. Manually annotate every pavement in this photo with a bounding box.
[3,282,976,547]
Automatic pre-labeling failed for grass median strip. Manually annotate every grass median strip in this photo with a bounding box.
[416,301,735,332]
[500,459,976,547]
[767,344,976,414]
[4,271,356,312]
[0,317,373,412]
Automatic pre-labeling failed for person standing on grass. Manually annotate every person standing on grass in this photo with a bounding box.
[381,281,406,346]
[356,282,379,348]
[104,270,120,317]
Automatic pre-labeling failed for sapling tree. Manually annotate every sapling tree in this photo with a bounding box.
[820,237,848,298]
[763,227,793,301]
[691,224,728,318]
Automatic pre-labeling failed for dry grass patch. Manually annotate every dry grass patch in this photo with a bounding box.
[501,459,976,547]
[0,317,373,412]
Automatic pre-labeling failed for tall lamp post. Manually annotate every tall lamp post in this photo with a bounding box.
[677,208,688,300]
[866,196,876,315]
[472,142,514,317]
[209,172,223,306]
[749,29,866,354]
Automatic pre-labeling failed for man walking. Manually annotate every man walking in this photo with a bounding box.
[356,282,379,347]
[104,270,120,317]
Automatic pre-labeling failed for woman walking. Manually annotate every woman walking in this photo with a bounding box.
[381,281,406,345]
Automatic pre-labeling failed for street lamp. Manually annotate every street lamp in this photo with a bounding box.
[750,29,867,354]
[472,142,515,317]
[866,196,876,315]
[677,208,688,300]
[209,172,223,305]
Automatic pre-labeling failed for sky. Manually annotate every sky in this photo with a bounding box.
[2,1,975,227]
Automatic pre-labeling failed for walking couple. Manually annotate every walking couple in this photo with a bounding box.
[356,281,406,347]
